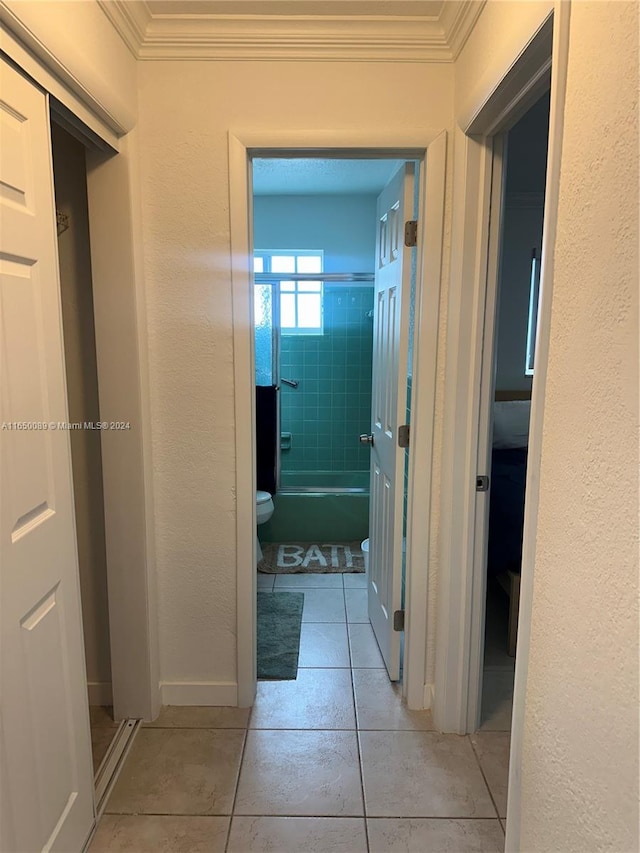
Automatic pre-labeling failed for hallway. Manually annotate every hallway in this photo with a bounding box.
[91,572,508,852]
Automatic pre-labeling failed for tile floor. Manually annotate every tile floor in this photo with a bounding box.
[91,572,509,852]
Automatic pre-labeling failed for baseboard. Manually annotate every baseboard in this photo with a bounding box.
[424,682,435,710]
[88,681,113,705]
[159,681,239,706]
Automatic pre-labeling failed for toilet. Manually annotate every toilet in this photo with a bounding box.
[256,490,274,563]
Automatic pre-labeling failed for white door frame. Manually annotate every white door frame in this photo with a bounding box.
[84,130,160,721]
[1,30,160,722]
[431,0,571,845]
[229,129,447,710]
[466,130,508,733]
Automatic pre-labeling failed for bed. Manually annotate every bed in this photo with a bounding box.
[487,391,531,655]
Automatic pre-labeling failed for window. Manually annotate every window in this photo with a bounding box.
[255,251,324,334]
[525,248,541,376]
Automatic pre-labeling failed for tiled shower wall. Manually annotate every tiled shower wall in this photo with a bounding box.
[280,285,374,477]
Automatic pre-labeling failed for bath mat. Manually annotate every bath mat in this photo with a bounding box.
[258,541,365,574]
[257,591,304,680]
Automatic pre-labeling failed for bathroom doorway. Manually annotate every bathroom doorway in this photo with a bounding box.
[229,130,447,710]
[254,159,402,539]
[251,156,418,687]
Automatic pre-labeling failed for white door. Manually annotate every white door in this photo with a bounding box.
[0,60,94,852]
[367,163,415,681]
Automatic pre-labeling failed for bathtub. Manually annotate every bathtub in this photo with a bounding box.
[259,470,369,542]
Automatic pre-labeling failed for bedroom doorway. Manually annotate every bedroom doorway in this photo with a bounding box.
[478,93,551,732]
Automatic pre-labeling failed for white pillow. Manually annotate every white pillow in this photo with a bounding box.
[493,400,530,449]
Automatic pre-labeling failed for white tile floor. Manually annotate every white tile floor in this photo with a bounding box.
[92,572,508,852]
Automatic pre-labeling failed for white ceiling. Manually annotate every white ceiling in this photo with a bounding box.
[252,158,404,195]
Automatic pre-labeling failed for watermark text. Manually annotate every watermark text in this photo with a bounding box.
[2,421,131,431]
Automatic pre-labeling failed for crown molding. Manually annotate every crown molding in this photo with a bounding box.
[99,0,486,63]
[97,0,151,59]
[439,0,485,59]
[139,16,451,62]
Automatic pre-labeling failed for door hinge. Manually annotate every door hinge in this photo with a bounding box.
[398,424,410,448]
[476,475,490,492]
[404,220,418,247]
[393,610,405,632]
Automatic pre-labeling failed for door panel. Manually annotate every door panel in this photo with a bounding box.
[368,163,414,681]
[1,59,94,852]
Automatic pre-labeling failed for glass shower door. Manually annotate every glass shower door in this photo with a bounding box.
[254,279,281,492]
[255,281,277,387]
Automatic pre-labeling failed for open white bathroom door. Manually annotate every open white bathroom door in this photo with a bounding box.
[367,163,414,681]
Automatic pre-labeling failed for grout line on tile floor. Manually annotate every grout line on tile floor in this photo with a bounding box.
[244,725,445,733]
[348,640,371,850]
[468,734,503,821]
[142,725,250,731]
[248,726,359,732]
[346,619,355,669]
[366,814,507,821]
[231,812,369,819]
[103,810,503,821]
[223,728,250,852]
[104,810,235,818]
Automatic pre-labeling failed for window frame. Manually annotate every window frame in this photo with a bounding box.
[255,250,324,336]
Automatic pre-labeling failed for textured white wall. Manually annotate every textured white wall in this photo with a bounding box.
[137,61,454,693]
[254,194,377,272]
[520,2,639,850]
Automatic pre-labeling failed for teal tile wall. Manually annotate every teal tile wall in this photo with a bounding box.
[280,285,374,476]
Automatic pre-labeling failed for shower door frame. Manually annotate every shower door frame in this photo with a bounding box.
[255,270,377,494]
[254,275,282,488]
[229,131,448,710]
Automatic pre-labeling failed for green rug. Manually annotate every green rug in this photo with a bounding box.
[257,592,304,680]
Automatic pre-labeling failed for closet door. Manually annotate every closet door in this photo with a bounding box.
[0,58,94,852]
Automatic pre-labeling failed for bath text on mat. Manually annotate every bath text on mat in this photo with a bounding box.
[277,544,358,569]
